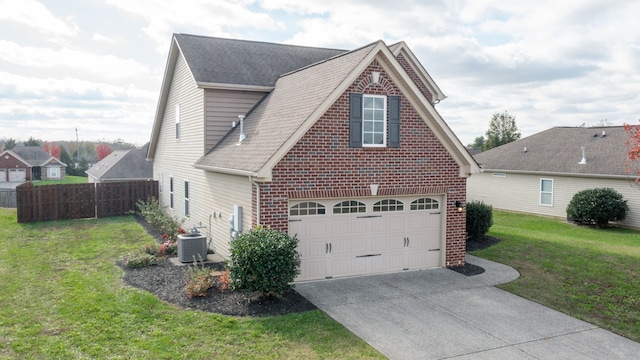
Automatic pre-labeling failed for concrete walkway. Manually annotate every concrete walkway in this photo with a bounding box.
[295,255,640,359]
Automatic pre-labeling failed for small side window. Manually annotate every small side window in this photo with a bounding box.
[333,200,366,214]
[540,179,553,206]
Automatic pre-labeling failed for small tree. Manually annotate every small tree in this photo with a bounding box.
[566,188,628,228]
[3,138,16,150]
[483,111,521,150]
[466,201,493,240]
[624,120,640,182]
[228,226,300,297]
[469,136,485,150]
[96,143,112,160]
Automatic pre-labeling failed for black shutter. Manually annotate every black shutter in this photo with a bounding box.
[349,93,363,148]
[388,95,401,148]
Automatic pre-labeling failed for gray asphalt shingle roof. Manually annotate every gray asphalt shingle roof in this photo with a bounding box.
[11,146,63,166]
[86,145,152,180]
[194,42,378,173]
[473,126,631,177]
[175,34,347,87]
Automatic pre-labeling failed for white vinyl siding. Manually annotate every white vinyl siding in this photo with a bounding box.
[204,89,265,151]
[540,179,553,206]
[468,172,640,229]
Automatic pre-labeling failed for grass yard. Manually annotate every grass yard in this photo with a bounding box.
[32,175,88,186]
[0,208,383,359]
[471,210,640,342]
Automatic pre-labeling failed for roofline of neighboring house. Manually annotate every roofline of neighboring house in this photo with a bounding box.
[196,82,274,92]
[193,164,259,178]
[0,150,31,167]
[479,168,634,180]
[90,177,154,182]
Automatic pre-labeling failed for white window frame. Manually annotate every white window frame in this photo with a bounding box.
[184,180,189,217]
[169,176,174,210]
[47,166,60,179]
[362,94,387,147]
[175,104,180,140]
[540,178,553,206]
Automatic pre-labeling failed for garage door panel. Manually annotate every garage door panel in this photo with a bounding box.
[291,195,443,281]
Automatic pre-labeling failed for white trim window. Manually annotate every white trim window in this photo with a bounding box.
[362,95,386,147]
[184,180,189,217]
[169,176,174,209]
[540,178,553,206]
[47,167,60,179]
[175,104,180,140]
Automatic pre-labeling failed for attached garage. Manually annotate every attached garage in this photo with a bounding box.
[9,169,26,182]
[290,196,443,281]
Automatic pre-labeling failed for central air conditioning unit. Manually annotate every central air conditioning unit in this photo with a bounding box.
[177,233,207,263]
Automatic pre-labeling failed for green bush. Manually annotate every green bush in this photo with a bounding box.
[122,252,158,268]
[466,200,493,240]
[566,188,628,227]
[136,197,185,240]
[228,226,301,296]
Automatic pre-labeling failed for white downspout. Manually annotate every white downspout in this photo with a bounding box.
[249,176,260,226]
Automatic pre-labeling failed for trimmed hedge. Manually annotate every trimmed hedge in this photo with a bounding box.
[566,188,628,227]
[228,226,301,296]
[466,200,493,240]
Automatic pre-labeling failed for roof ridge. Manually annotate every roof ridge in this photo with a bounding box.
[279,40,383,78]
[174,33,347,52]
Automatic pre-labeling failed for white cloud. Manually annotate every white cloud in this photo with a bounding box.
[0,0,78,37]
[104,0,285,51]
[0,40,149,79]
[92,33,117,43]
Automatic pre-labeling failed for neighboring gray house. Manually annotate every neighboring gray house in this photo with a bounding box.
[86,144,153,183]
[468,126,640,229]
[0,146,66,182]
[147,34,478,281]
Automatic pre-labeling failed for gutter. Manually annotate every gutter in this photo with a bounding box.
[193,164,259,178]
[196,82,274,92]
[480,168,633,180]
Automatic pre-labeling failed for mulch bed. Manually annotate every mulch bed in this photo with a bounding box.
[120,217,499,315]
[118,217,317,317]
[449,235,501,276]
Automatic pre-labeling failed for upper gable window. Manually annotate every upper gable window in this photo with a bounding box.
[363,95,386,146]
[349,93,400,148]
[333,200,366,214]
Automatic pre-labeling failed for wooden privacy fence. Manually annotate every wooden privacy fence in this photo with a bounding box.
[16,181,158,223]
[0,189,17,208]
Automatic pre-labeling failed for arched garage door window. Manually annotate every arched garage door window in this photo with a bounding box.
[373,199,404,212]
[333,200,366,214]
[410,198,439,210]
[289,202,326,216]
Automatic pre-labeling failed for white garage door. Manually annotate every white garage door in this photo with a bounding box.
[8,169,26,182]
[0,169,6,182]
[290,196,442,281]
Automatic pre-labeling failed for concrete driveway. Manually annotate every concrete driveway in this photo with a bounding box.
[295,255,640,359]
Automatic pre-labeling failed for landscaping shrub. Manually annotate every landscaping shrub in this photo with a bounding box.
[184,255,215,298]
[228,226,300,296]
[466,200,493,240]
[566,188,628,227]
[122,252,158,268]
[136,197,185,241]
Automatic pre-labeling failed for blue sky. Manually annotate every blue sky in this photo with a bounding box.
[1,0,638,146]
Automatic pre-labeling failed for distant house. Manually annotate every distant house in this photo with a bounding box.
[86,144,153,183]
[468,126,640,229]
[147,34,478,281]
[0,146,66,183]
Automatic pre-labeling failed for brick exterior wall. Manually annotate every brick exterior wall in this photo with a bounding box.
[396,53,434,104]
[0,153,31,181]
[256,60,467,267]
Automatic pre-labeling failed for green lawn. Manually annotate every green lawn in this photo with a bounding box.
[471,210,640,342]
[0,208,383,359]
[32,175,87,186]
